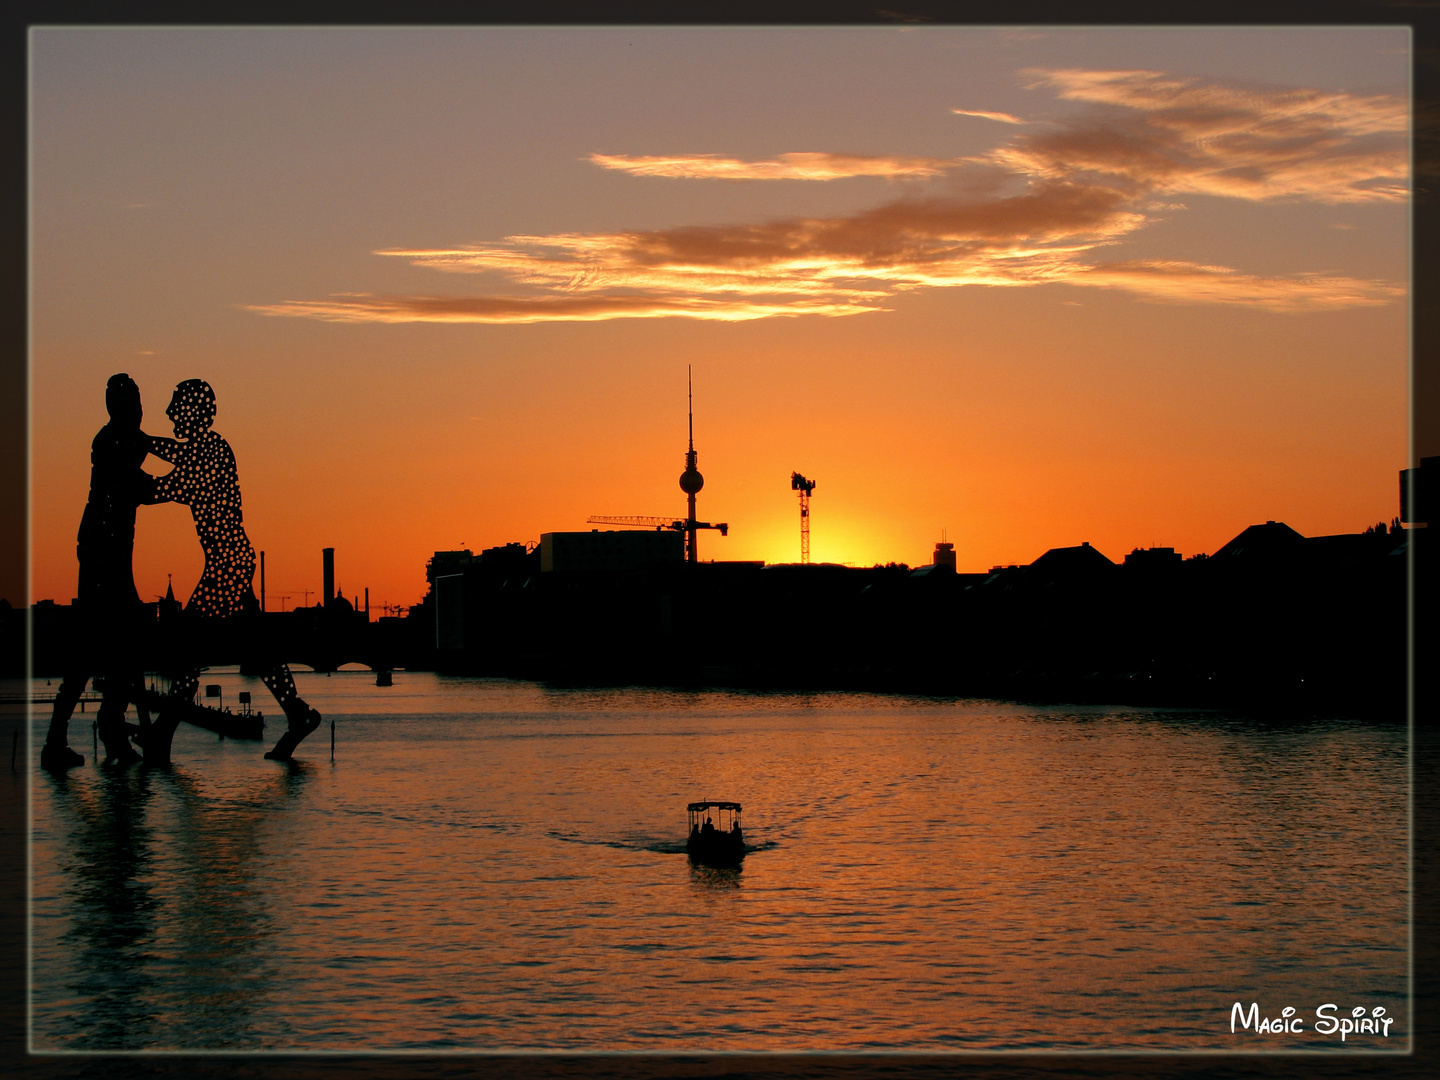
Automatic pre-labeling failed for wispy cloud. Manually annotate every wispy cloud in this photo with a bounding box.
[589,151,955,180]
[379,180,1144,291]
[248,293,878,324]
[1068,260,1402,311]
[1037,68,1407,137]
[253,69,1406,326]
[951,108,1030,124]
[996,69,1409,203]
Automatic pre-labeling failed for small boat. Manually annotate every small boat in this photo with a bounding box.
[686,800,745,864]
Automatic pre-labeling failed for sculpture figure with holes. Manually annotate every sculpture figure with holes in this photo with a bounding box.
[147,379,322,762]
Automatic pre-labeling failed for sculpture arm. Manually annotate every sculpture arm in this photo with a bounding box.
[149,435,182,463]
[148,435,191,504]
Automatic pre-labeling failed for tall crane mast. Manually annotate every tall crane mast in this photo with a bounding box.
[791,472,816,564]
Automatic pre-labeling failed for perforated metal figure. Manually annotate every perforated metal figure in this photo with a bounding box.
[150,380,257,619]
[41,374,157,769]
[150,379,321,761]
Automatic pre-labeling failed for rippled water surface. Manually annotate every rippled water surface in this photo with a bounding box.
[26,672,1408,1051]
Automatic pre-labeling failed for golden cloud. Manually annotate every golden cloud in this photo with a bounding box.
[951,108,1030,124]
[999,69,1409,203]
[1064,259,1404,311]
[253,70,1406,325]
[247,293,882,324]
[588,152,955,180]
[369,182,1143,298]
[1034,69,1407,137]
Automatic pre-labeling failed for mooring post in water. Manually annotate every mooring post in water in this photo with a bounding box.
[92,720,97,757]
[330,719,335,762]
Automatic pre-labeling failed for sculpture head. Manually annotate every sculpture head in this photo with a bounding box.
[105,373,142,428]
[166,379,216,440]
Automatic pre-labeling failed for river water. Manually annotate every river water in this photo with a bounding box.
[25,671,1409,1053]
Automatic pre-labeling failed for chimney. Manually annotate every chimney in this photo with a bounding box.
[323,548,335,607]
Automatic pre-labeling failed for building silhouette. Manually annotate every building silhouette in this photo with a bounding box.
[18,472,1420,720]
[540,529,684,574]
[377,503,1409,717]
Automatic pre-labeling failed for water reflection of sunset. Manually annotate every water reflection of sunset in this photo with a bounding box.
[30,678,1406,1050]
[36,760,311,1047]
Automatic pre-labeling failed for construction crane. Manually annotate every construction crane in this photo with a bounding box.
[586,515,730,536]
[581,512,725,535]
[588,515,684,532]
[791,472,816,564]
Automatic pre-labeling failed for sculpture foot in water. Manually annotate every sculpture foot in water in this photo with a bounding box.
[264,707,322,761]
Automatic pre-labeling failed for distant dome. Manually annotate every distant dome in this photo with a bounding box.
[680,467,704,494]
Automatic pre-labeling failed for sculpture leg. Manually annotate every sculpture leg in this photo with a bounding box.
[129,672,151,731]
[137,709,181,767]
[131,673,179,767]
[140,666,198,767]
[40,671,88,770]
[260,663,320,761]
[96,678,140,765]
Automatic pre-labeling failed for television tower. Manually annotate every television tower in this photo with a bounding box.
[791,472,816,564]
[679,366,705,563]
[588,366,727,556]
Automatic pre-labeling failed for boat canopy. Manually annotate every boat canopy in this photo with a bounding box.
[687,801,741,812]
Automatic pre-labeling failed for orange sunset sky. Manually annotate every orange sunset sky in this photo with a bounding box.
[28,26,1410,612]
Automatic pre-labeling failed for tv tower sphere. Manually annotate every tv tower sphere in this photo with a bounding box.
[680,464,704,494]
